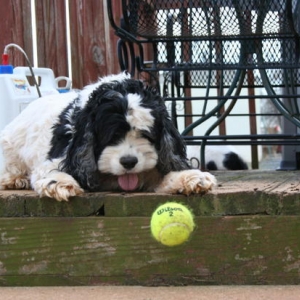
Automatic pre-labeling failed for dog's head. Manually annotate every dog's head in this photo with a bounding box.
[62,74,189,191]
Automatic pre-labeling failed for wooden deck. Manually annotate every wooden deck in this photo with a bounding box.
[0,170,300,286]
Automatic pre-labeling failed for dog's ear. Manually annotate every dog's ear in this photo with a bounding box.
[156,115,190,174]
[60,116,101,191]
[141,86,190,174]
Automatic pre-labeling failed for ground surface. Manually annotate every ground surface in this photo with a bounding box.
[2,286,300,300]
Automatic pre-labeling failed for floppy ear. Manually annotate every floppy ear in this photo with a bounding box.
[140,86,190,174]
[156,115,190,174]
[60,124,101,191]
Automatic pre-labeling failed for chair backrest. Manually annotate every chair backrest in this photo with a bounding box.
[107,0,300,169]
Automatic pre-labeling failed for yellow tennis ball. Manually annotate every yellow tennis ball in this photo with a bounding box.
[150,202,195,247]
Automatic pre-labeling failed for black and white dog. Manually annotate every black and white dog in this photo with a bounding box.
[0,72,216,201]
[187,145,248,170]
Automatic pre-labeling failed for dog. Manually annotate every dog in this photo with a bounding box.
[0,72,216,201]
[187,145,248,170]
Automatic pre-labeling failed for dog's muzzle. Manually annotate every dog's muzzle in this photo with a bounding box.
[117,155,139,191]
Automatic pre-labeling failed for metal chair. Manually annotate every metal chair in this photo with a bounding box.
[107,0,300,169]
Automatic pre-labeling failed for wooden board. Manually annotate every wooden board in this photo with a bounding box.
[69,0,121,88]
[0,0,121,89]
[0,0,33,66]
[35,0,68,77]
[0,171,300,285]
[0,216,300,286]
[0,171,299,218]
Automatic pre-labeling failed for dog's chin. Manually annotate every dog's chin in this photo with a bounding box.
[117,173,139,191]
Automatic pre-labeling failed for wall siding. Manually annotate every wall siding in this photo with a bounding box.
[0,0,121,89]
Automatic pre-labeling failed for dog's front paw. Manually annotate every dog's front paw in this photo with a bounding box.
[156,169,217,195]
[0,174,30,190]
[34,176,84,201]
[178,169,217,195]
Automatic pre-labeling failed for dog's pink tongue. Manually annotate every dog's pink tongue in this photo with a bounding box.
[118,174,139,191]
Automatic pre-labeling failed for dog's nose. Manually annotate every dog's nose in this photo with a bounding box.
[120,156,138,170]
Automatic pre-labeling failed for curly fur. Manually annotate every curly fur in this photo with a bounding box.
[0,72,216,201]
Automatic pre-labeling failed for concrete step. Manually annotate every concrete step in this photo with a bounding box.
[1,286,300,300]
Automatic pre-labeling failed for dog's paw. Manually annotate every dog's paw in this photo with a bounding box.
[178,169,217,195]
[156,169,217,195]
[34,177,84,201]
[0,174,30,190]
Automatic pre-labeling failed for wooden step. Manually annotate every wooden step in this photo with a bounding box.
[0,170,299,286]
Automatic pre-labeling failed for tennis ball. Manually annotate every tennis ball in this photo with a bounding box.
[150,202,195,247]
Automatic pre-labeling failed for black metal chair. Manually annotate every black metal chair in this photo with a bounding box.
[107,0,300,169]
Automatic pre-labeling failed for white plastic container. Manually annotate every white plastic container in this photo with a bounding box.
[0,67,60,172]
[14,67,59,96]
[0,70,38,172]
[0,72,39,132]
[0,67,61,131]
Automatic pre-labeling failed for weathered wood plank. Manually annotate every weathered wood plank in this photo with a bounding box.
[0,171,300,217]
[35,0,68,76]
[0,191,292,217]
[214,170,300,194]
[69,0,115,88]
[0,0,33,66]
[102,0,122,75]
[0,171,299,286]
[0,216,300,286]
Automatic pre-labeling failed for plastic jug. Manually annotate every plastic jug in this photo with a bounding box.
[0,66,61,172]
[14,67,59,96]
